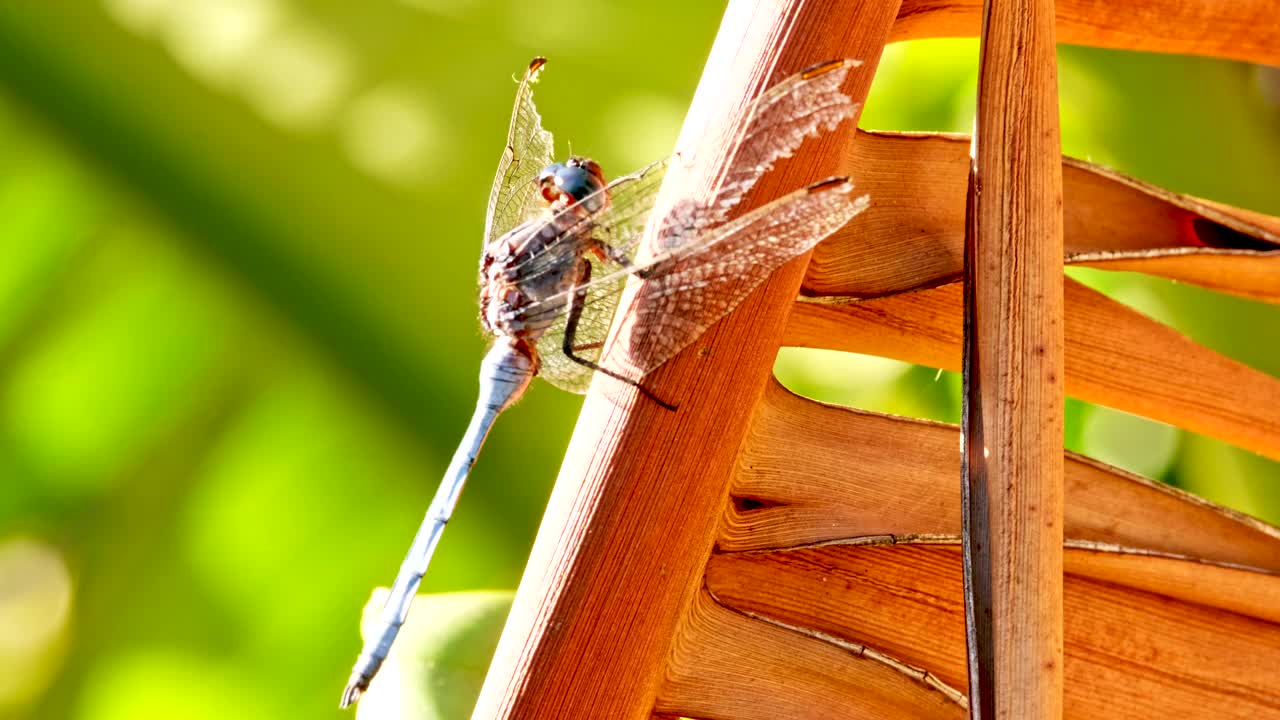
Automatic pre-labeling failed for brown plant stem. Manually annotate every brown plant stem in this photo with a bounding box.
[472,1,903,717]
[962,0,1066,716]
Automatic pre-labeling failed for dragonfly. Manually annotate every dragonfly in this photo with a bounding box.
[341,56,870,707]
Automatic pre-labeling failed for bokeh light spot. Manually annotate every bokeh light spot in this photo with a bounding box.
[161,0,283,87]
[343,85,439,187]
[102,0,178,34]
[0,536,73,707]
[241,22,352,130]
[504,0,614,53]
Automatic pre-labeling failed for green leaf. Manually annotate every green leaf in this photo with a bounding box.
[355,590,514,720]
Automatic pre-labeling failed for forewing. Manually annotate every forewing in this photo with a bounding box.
[532,260,630,393]
[484,57,556,247]
[506,158,669,283]
[606,179,871,378]
[516,60,867,390]
[655,58,862,250]
[526,161,668,393]
[589,159,669,262]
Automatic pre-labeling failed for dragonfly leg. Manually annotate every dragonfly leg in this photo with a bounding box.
[588,238,658,279]
[563,258,677,411]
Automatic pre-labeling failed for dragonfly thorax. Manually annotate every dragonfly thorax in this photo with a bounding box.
[478,210,593,340]
[479,156,613,341]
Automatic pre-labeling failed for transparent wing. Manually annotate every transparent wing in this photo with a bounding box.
[655,57,863,250]
[521,179,869,387]
[511,159,667,284]
[511,58,860,273]
[526,160,669,393]
[483,57,555,247]
[608,179,870,378]
[531,261,629,393]
[518,58,866,390]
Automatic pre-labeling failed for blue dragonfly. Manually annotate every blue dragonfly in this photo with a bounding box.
[341,56,869,707]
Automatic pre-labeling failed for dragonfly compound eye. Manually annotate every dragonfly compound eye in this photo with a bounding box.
[538,162,567,204]
[538,160,607,212]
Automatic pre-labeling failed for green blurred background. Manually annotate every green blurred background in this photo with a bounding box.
[0,1,1277,719]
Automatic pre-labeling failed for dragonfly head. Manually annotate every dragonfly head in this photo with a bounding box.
[538,157,607,213]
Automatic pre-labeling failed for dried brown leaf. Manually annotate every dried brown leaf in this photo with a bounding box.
[723,380,1280,571]
[784,279,1280,460]
[808,131,1280,302]
[477,3,903,716]
[891,0,1280,65]
[655,589,967,720]
[706,543,1280,718]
